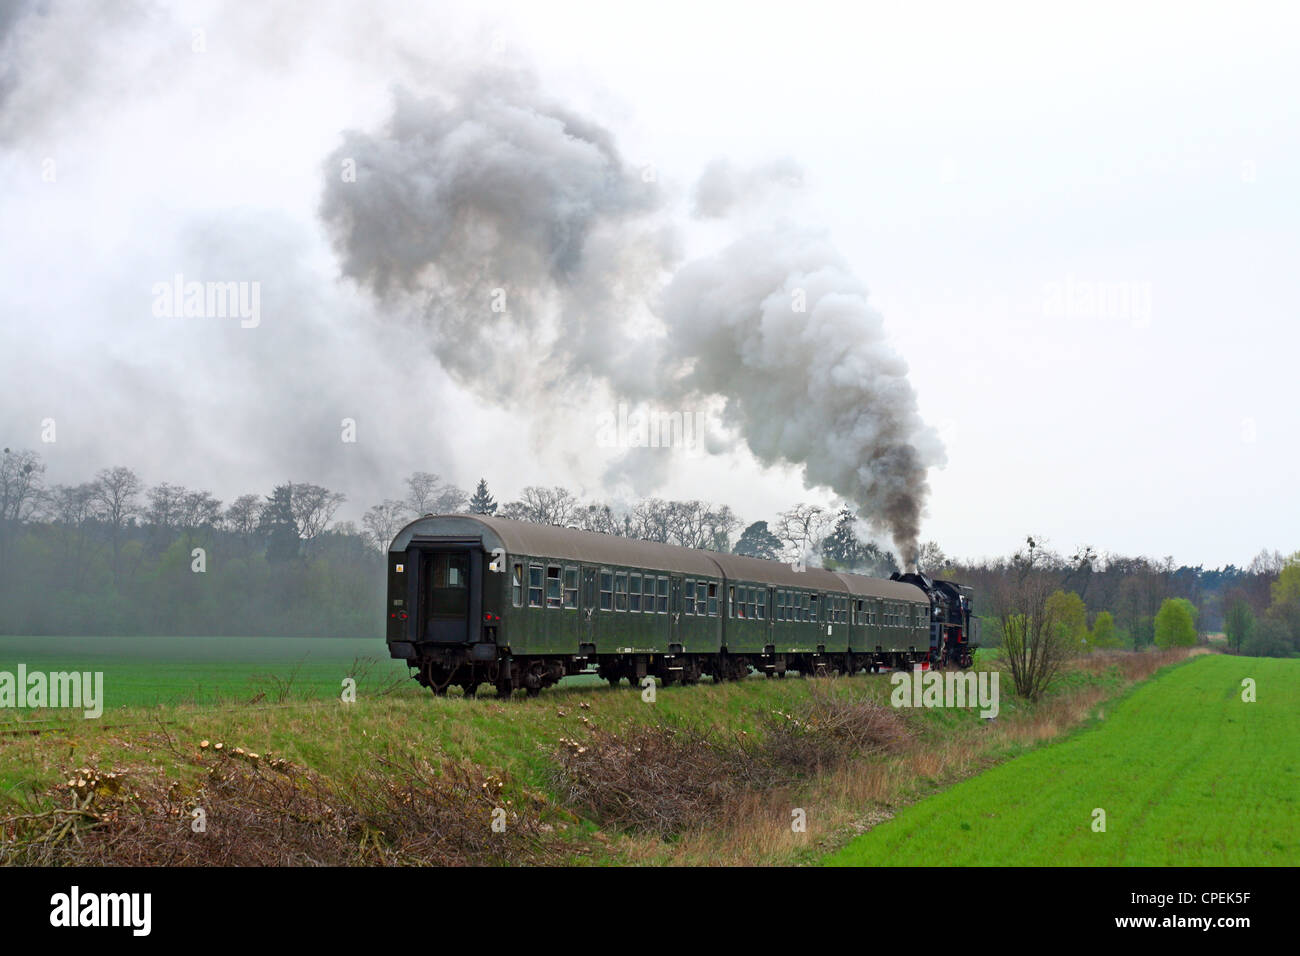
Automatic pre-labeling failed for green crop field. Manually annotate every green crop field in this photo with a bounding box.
[825,654,1299,866]
[0,634,625,713]
[0,635,420,709]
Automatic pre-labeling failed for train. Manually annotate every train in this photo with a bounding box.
[385,514,978,697]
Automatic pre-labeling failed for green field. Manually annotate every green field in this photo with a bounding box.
[0,635,420,710]
[825,654,1298,866]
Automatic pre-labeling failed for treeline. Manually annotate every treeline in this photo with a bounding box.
[0,448,1296,656]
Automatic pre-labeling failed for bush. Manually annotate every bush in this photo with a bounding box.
[1154,598,1198,648]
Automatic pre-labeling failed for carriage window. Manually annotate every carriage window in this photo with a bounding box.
[697,582,708,614]
[600,570,613,611]
[657,576,669,613]
[802,593,811,622]
[747,588,757,620]
[512,563,523,607]
[756,589,766,620]
[684,578,695,615]
[630,573,643,612]
[563,566,578,609]
[528,565,544,608]
[728,585,737,618]
[615,572,628,611]
[776,590,786,622]
[546,565,562,608]
[706,582,718,617]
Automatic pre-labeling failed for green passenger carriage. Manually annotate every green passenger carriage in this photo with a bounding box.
[386,514,975,697]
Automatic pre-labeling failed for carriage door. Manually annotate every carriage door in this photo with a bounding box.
[670,576,683,647]
[581,567,598,653]
[417,545,481,644]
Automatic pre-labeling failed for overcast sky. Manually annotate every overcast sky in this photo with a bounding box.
[2,0,1297,567]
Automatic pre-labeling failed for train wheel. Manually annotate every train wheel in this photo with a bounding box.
[525,685,541,697]
[461,683,479,698]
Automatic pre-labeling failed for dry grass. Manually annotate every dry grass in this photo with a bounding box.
[2,739,555,866]
[549,687,912,840]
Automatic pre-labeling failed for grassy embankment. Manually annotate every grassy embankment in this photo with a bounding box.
[0,636,1204,865]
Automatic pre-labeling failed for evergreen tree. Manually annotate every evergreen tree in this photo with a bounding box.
[733,520,782,560]
[469,478,497,515]
[821,509,862,567]
[260,484,300,564]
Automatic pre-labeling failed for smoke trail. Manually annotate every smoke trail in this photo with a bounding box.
[320,75,673,403]
[653,229,942,564]
[321,71,944,561]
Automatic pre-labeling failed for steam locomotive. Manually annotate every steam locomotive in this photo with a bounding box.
[385,514,977,697]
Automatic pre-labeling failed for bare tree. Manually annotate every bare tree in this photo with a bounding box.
[1247,549,1285,576]
[431,484,468,514]
[576,502,624,535]
[627,498,672,542]
[179,490,222,530]
[224,494,264,539]
[404,471,468,515]
[666,500,711,549]
[501,486,578,525]
[288,482,346,546]
[363,499,410,551]
[993,537,1080,699]
[41,481,97,589]
[92,466,143,577]
[405,471,442,515]
[145,482,186,530]
[0,447,45,523]
[45,482,97,529]
[775,503,832,565]
[703,504,740,552]
[0,447,45,570]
